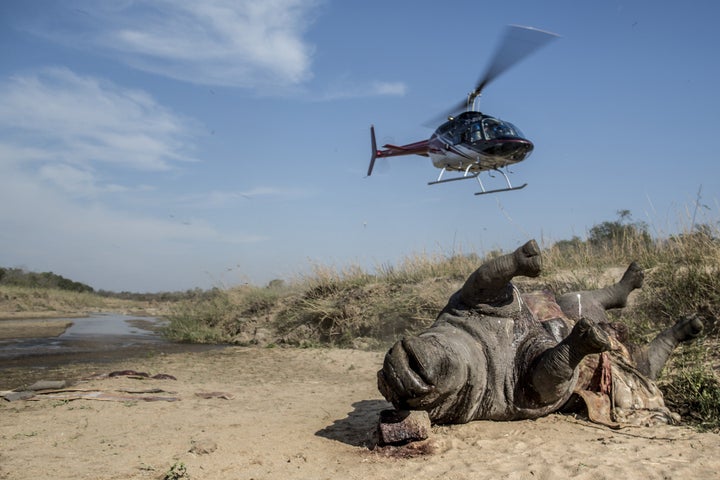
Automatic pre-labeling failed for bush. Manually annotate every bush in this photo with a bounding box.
[660,343,720,431]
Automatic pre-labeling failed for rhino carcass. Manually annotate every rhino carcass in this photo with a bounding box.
[377,240,703,426]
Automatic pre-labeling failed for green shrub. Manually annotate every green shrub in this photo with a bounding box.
[660,343,720,431]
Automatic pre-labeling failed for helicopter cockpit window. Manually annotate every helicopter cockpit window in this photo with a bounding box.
[482,118,523,140]
[468,123,483,143]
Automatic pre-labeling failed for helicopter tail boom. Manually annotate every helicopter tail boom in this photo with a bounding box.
[367,125,432,176]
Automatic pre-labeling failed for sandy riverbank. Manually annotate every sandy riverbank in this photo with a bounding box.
[1,346,719,480]
[0,318,74,339]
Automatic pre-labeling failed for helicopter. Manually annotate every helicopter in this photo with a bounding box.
[367,25,559,196]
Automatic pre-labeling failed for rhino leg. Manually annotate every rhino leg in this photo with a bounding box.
[634,314,704,380]
[556,262,644,324]
[529,317,612,405]
[460,239,542,307]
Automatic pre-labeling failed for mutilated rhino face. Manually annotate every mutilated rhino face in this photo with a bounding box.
[377,324,488,423]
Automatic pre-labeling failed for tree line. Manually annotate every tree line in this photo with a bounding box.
[0,267,94,293]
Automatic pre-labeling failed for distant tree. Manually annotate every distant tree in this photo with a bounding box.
[587,210,651,247]
[0,267,93,292]
[553,235,584,253]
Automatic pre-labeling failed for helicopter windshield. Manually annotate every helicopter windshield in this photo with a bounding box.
[482,118,524,140]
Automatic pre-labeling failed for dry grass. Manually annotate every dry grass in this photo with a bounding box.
[0,285,158,319]
[166,228,720,349]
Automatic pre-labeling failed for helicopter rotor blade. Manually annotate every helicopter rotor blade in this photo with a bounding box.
[473,25,560,98]
[424,25,559,127]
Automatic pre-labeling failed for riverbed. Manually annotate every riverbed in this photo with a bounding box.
[0,314,221,390]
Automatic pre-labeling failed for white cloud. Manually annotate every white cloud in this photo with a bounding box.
[0,67,196,173]
[22,2,405,98]
[316,79,408,101]
[38,164,127,197]
[178,186,314,208]
[240,186,312,198]
[370,81,407,96]
[47,0,320,89]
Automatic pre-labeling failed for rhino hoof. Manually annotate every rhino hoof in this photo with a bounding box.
[672,314,704,343]
[573,317,612,354]
[620,261,645,290]
[515,239,542,278]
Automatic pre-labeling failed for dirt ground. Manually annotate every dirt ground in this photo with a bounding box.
[1,346,719,480]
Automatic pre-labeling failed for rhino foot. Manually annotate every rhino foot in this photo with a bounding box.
[639,313,705,380]
[460,240,541,307]
[619,261,644,290]
[671,313,704,343]
[569,317,612,358]
[513,239,542,278]
[557,262,645,322]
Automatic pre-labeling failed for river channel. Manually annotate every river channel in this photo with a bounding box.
[0,314,221,390]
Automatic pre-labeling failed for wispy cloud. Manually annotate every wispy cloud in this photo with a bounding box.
[22,1,406,99]
[317,80,408,101]
[0,67,196,174]
[38,164,128,197]
[240,186,313,198]
[369,81,408,96]
[179,186,315,208]
[38,0,320,89]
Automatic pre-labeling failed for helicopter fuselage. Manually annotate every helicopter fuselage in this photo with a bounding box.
[367,111,535,195]
[369,111,533,175]
[426,111,533,172]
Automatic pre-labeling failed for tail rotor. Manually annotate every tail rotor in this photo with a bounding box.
[367,125,379,176]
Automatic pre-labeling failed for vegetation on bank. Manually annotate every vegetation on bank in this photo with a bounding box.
[0,284,162,318]
[0,267,94,293]
[166,211,719,349]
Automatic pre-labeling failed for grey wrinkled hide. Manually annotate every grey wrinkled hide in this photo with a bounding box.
[377,240,611,424]
[378,294,562,424]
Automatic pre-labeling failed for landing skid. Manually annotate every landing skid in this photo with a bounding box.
[428,166,526,196]
[474,183,527,196]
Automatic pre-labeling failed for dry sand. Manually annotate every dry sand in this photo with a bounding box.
[0,318,74,339]
[1,346,719,480]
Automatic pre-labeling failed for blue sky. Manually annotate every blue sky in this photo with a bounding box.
[1,1,718,292]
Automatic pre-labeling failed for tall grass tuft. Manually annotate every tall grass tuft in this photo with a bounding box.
[162,289,232,343]
[640,231,720,324]
[0,284,151,317]
[660,342,720,431]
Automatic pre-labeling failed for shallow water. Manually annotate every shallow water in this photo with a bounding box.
[0,314,164,362]
[0,314,221,390]
[61,313,160,337]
